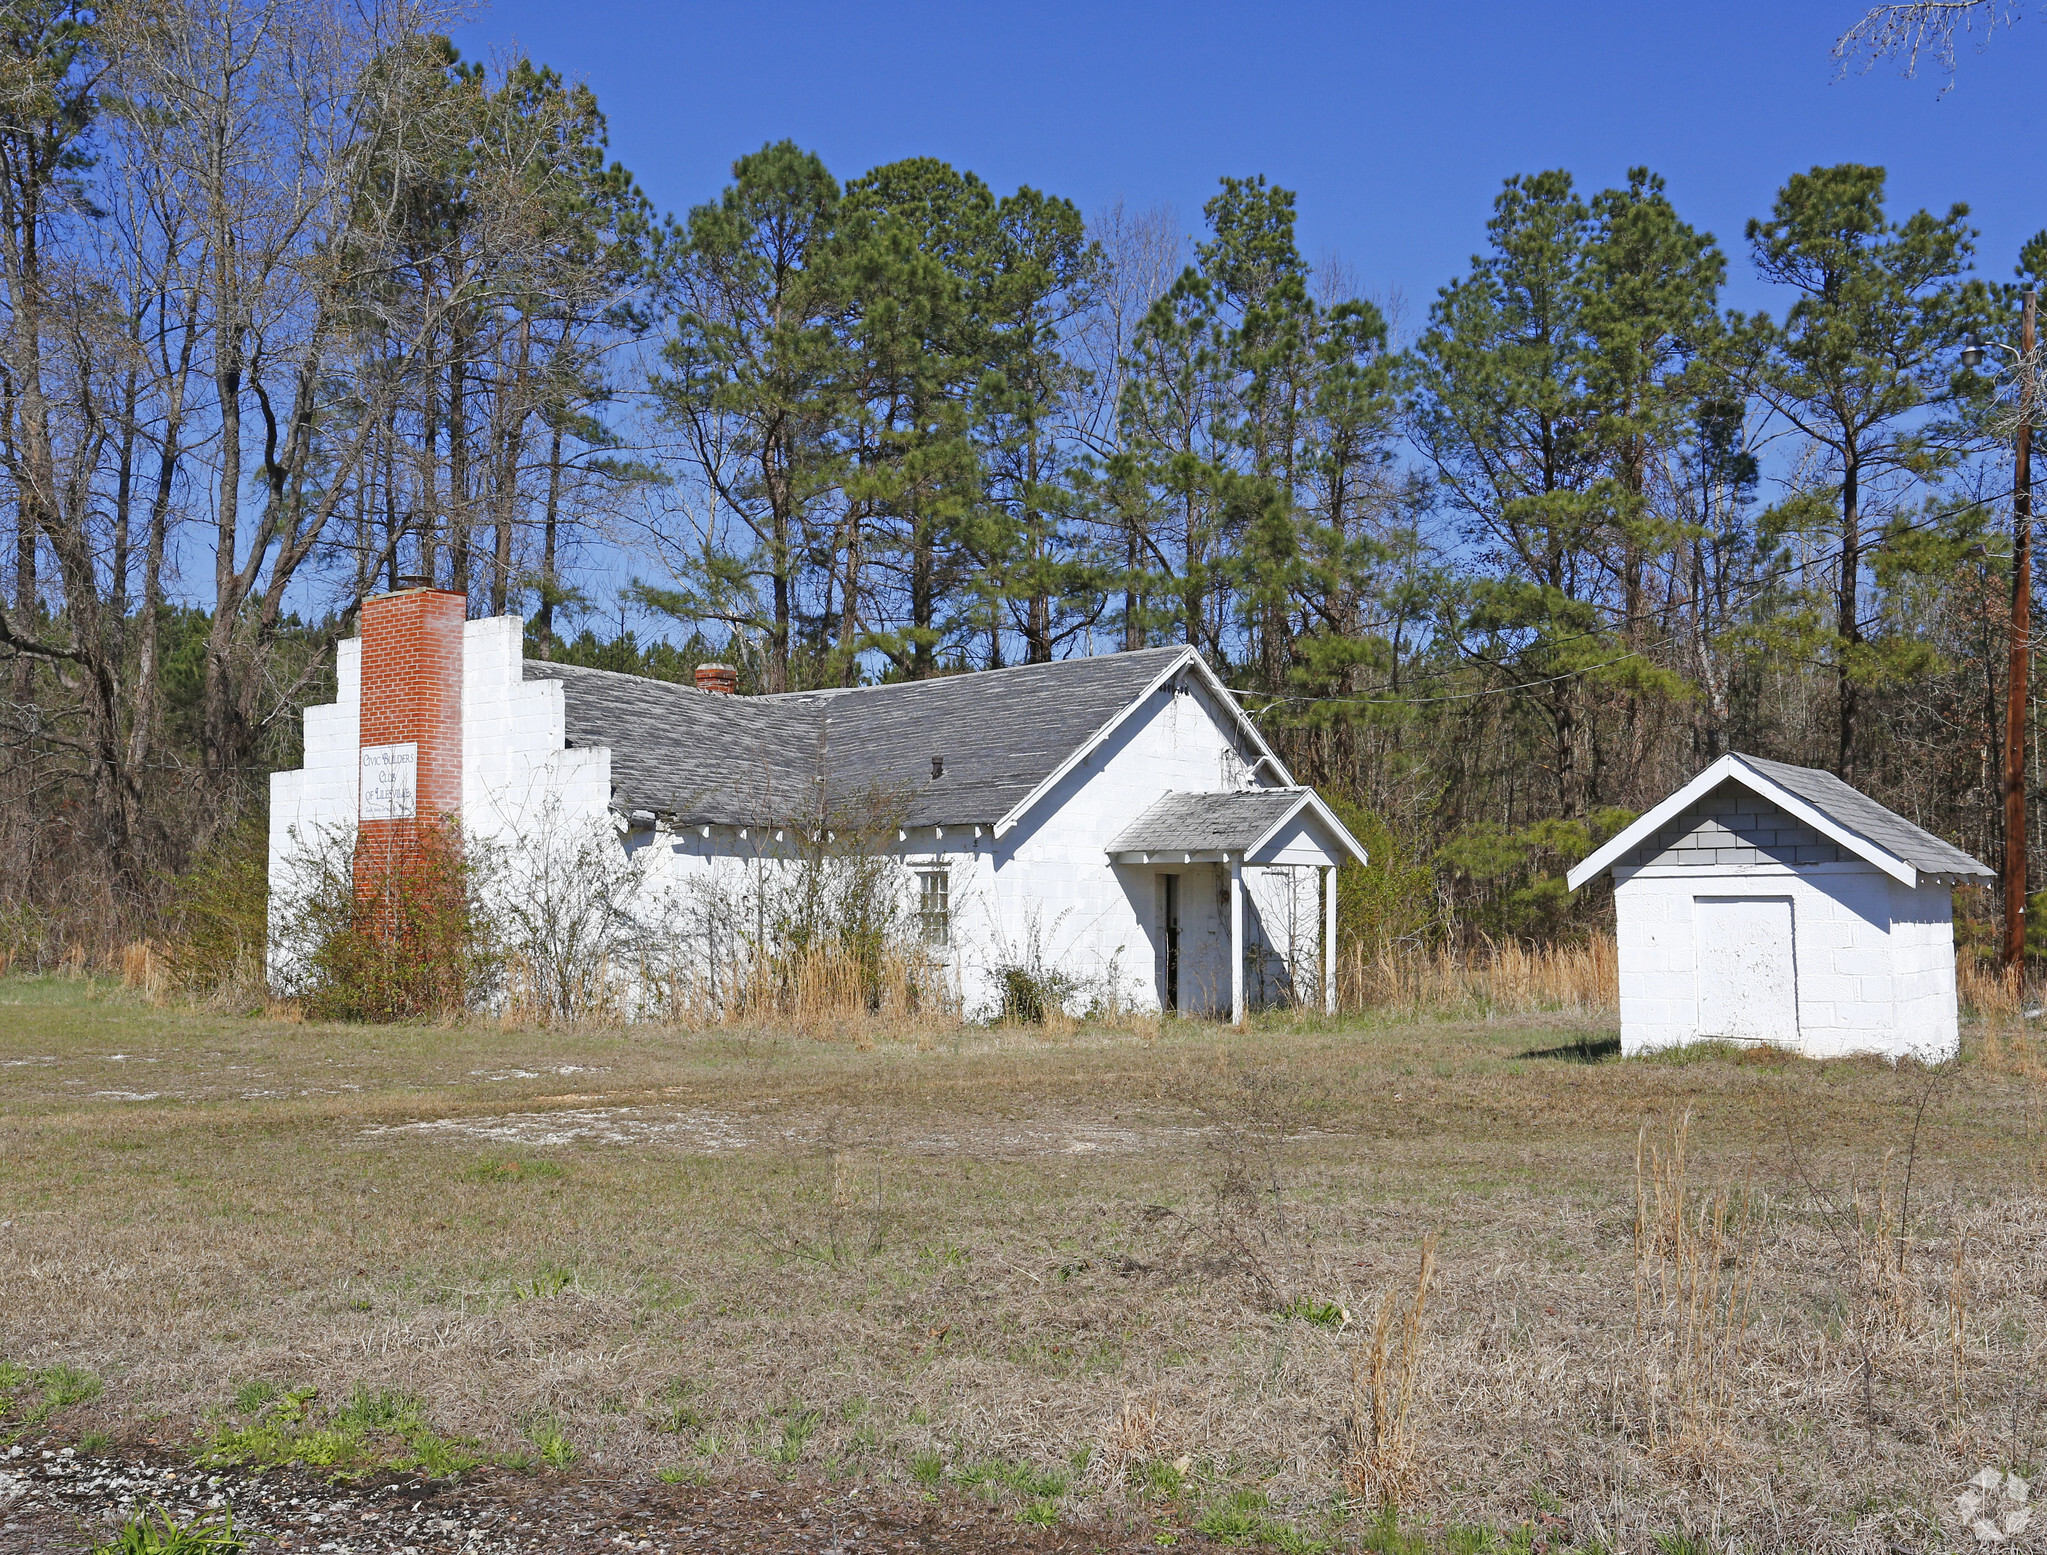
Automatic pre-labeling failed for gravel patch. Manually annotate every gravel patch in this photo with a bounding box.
[0,1444,1176,1554]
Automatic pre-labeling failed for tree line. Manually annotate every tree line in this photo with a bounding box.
[2,0,2039,958]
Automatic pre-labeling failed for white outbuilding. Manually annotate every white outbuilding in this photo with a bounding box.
[1566,752,1992,1062]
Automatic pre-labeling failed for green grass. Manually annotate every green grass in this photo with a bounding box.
[526,1414,578,1469]
[647,1377,708,1434]
[201,1383,479,1478]
[1133,1455,1190,1500]
[229,1380,278,1415]
[1,1360,103,1440]
[762,1404,822,1465]
[462,1156,567,1185]
[954,1456,1069,1500]
[1445,1526,1499,1555]
[0,1361,28,1419]
[509,1263,576,1301]
[1277,1296,1349,1328]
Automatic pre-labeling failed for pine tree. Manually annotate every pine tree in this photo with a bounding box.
[654,141,843,693]
[1743,163,1990,781]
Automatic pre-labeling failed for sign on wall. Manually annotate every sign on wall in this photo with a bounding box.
[360,742,419,820]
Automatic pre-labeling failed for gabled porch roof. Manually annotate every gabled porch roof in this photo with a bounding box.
[1106,788,1368,867]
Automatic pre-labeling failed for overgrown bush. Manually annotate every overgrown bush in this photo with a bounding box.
[1325,793,1445,955]
[989,911,1080,1024]
[494,801,657,1024]
[672,792,944,1020]
[272,823,499,1021]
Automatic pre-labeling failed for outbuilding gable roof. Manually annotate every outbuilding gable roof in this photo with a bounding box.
[1566,752,1992,891]
[526,645,1285,831]
[1108,788,1368,865]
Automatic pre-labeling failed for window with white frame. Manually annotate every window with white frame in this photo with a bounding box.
[916,867,951,947]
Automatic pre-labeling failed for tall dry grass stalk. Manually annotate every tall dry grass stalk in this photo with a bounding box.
[1632,1112,1764,1469]
[1948,1229,1970,1409]
[1344,932,1616,1016]
[1342,1229,1439,1509]
[1853,1149,1922,1340]
[1959,957,2047,1077]
[118,940,162,997]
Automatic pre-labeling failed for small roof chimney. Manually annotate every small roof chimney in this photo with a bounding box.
[931,756,944,779]
[695,663,739,695]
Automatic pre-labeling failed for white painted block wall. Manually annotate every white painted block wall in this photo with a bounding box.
[1613,860,1959,1062]
[965,677,1280,1018]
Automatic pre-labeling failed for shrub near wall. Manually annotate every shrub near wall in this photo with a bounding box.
[274,825,499,1021]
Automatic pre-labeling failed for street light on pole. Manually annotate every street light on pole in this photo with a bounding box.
[1963,286,2039,971]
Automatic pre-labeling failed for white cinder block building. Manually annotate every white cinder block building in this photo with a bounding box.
[1567,752,1992,1062]
[269,590,1366,1021]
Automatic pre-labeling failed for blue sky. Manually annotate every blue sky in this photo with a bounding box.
[451,0,2046,319]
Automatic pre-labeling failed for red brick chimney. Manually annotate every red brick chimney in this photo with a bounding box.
[356,589,465,892]
[695,663,738,695]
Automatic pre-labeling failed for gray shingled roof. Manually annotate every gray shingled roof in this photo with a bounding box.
[525,646,1196,828]
[1736,754,1992,879]
[1110,789,1307,854]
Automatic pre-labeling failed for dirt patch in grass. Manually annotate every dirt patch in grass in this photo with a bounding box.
[2,977,2044,1552]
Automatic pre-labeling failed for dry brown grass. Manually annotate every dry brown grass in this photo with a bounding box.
[1343,932,1618,1016]
[492,944,966,1046]
[1629,1111,1763,1470]
[2,976,2044,1551]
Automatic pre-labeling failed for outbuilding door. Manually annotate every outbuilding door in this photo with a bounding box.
[1694,895,1798,1045]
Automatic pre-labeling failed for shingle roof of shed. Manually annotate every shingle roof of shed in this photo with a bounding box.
[524,645,1196,828]
[1734,754,1991,879]
[1110,789,1308,854]
[1567,750,1992,890]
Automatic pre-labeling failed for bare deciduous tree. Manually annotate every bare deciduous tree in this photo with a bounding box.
[1834,2,2025,87]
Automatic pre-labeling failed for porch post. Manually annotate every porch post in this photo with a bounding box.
[1323,863,1338,1015]
[1230,852,1245,1027]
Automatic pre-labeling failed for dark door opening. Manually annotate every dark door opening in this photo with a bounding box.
[1162,874,1180,1013]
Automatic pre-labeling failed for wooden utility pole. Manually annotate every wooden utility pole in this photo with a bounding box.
[2004,287,2037,969]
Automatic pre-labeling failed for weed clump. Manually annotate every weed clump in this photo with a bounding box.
[526,1413,578,1468]
[202,1383,479,1478]
[272,825,498,1022]
[0,1361,103,1440]
[93,1503,242,1554]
